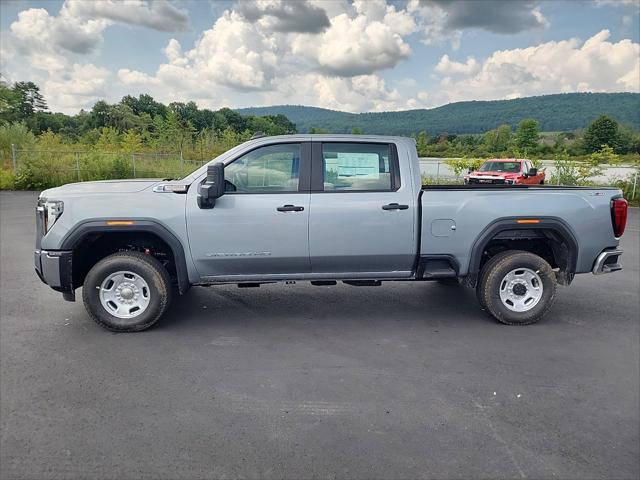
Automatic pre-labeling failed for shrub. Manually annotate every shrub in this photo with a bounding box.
[0,169,15,189]
[550,150,602,186]
[610,170,640,205]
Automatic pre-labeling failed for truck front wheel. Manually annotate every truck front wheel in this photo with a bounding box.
[476,250,557,325]
[82,251,172,332]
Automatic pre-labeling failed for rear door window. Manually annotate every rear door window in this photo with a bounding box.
[320,143,397,191]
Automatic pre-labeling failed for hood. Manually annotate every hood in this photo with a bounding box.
[40,179,162,198]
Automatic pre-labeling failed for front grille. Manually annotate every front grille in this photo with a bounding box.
[468,178,505,184]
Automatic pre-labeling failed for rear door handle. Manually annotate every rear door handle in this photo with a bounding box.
[277,204,305,212]
[382,203,409,210]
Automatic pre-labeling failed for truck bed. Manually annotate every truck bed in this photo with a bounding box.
[420,185,621,275]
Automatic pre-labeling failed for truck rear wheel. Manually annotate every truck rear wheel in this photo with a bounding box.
[476,250,556,325]
[82,251,172,332]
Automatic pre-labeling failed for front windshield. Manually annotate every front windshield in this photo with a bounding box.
[479,161,521,173]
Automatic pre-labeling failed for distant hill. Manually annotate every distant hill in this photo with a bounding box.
[237,93,640,135]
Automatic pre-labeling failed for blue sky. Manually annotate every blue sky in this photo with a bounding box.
[1,0,638,114]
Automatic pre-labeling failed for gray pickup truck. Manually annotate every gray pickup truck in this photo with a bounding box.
[35,134,628,332]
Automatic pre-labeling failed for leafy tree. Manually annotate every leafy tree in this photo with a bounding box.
[87,100,112,129]
[0,121,36,152]
[351,127,362,135]
[121,129,143,152]
[13,81,47,116]
[616,124,637,154]
[589,144,619,165]
[583,115,619,153]
[515,119,540,152]
[36,129,64,149]
[121,94,166,118]
[416,131,428,156]
[445,157,471,179]
[266,114,296,134]
[0,81,21,122]
[483,124,512,153]
[96,127,121,150]
[217,108,246,132]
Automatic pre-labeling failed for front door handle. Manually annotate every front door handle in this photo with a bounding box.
[382,203,409,210]
[277,204,305,212]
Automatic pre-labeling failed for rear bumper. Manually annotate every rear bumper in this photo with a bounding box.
[592,248,623,275]
[34,249,75,299]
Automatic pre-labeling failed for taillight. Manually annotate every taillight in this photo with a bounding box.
[611,198,628,237]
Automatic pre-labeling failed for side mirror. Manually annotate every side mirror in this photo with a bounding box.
[198,162,225,209]
[528,167,538,176]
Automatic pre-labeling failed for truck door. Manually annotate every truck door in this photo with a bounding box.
[308,141,415,276]
[186,142,312,280]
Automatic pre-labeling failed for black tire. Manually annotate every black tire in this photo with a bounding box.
[476,250,556,325]
[82,251,172,332]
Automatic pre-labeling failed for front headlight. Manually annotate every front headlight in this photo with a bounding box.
[39,199,64,233]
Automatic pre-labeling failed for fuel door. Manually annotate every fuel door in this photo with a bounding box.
[431,219,456,237]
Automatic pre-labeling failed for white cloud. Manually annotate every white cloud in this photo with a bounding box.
[236,0,330,33]
[118,68,155,86]
[163,38,187,66]
[7,1,189,59]
[118,10,279,104]
[9,7,108,57]
[405,90,430,109]
[117,0,417,106]
[1,1,187,112]
[435,55,480,76]
[269,73,402,112]
[291,1,415,76]
[3,0,638,115]
[408,0,548,48]
[63,0,188,32]
[595,0,639,5]
[44,64,111,113]
[432,30,640,105]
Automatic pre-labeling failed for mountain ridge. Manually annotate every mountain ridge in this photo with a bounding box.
[236,92,640,135]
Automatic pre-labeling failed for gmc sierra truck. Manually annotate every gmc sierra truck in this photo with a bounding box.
[35,135,628,332]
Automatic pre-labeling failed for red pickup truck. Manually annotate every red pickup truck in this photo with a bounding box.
[464,159,545,185]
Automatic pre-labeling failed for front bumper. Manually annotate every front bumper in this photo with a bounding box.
[34,249,75,300]
[592,248,623,275]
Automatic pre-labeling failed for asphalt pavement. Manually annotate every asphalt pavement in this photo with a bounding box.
[1,190,638,480]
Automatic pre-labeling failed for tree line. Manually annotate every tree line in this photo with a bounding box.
[238,93,640,137]
[409,115,640,160]
[1,80,638,164]
[0,80,296,161]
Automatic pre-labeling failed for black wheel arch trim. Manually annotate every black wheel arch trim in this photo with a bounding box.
[60,218,190,294]
[468,216,579,276]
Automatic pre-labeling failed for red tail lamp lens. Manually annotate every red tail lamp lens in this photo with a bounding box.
[611,198,628,237]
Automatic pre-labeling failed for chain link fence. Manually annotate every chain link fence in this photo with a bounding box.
[8,146,207,187]
[5,146,639,202]
[419,158,638,202]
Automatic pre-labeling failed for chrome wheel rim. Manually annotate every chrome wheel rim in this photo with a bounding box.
[99,271,150,319]
[499,267,543,312]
